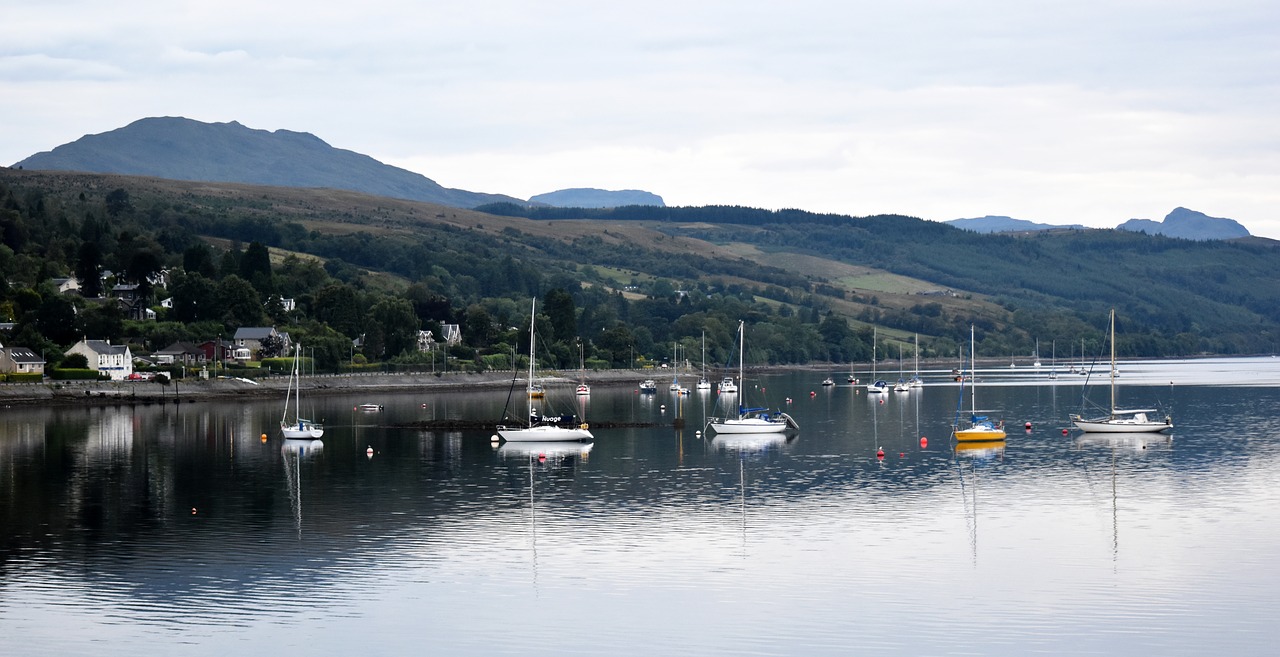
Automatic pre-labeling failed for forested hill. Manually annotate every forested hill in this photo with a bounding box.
[1,168,1277,373]
[478,202,1280,353]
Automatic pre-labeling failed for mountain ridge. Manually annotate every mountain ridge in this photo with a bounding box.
[14,116,524,209]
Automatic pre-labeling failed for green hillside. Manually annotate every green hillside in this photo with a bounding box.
[1,168,1276,374]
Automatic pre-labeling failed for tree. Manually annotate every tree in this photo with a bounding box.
[183,244,217,278]
[35,294,80,345]
[367,297,418,357]
[214,275,265,328]
[80,303,124,342]
[543,288,577,344]
[313,282,362,337]
[75,241,104,298]
[258,333,285,358]
[240,241,274,296]
[104,188,133,218]
[169,272,216,323]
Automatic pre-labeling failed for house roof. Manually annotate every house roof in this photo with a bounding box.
[6,347,44,363]
[233,327,277,340]
[79,340,130,356]
[155,341,204,356]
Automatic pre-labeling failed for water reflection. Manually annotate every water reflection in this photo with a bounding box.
[3,360,1280,656]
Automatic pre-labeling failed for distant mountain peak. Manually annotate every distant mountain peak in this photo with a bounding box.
[1117,207,1249,240]
[946,215,1086,233]
[529,188,665,208]
[14,116,523,209]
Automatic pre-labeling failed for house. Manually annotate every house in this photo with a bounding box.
[441,324,462,346]
[198,339,235,365]
[0,345,45,375]
[153,341,207,366]
[51,277,81,294]
[66,339,133,380]
[416,330,436,352]
[112,283,154,320]
[232,326,289,360]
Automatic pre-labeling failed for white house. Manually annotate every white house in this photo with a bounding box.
[67,339,133,380]
[0,344,46,375]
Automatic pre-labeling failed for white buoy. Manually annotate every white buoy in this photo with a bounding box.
[490,434,500,442]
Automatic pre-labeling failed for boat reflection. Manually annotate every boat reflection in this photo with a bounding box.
[281,439,323,540]
[495,441,594,460]
[1076,431,1172,452]
[955,439,1005,457]
[710,432,795,453]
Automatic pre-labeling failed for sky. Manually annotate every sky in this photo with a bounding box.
[3,1,1279,237]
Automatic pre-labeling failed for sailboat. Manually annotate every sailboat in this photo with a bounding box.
[696,331,712,390]
[707,320,798,434]
[952,325,1006,442]
[1048,340,1058,380]
[1071,309,1173,433]
[866,327,888,393]
[280,344,324,439]
[497,299,594,442]
[909,333,924,387]
[575,340,590,396]
[893,344,911,392]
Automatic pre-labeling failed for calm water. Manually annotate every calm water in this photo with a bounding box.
[3,358,1279,656]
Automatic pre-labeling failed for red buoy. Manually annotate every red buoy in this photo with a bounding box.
[1062,428,1069,435]
[1025,421,1033,430]
[876,447,885,459]
[879,399,885,405]
[538,453,546,463]
[919,436,928,448]
[810,391,816,397]
[899,452,905,458]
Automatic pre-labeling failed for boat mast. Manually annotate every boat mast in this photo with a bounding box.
[970,325,977,416]
[1109,308,1116,419]
[528,299,537,421]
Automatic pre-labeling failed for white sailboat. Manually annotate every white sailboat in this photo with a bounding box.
[707,320,798,434]
[696,331,712,390]
[497,299,594,442]
[952,325,1006,442]
[1071,309,1173,433]
[909,333,924,387]
[575,340,590,396]
[280,344,324,439]
[893,344,911,392]
[866,327,888,393]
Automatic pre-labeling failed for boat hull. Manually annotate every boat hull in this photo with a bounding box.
[497,424,594,442]
[281,422,324,439]
[954,427,1006,442]
[1070,416,1172,433]
[708,418,789,434]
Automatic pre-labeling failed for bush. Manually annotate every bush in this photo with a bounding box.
[50,369,109,381]
[4,373,44,383]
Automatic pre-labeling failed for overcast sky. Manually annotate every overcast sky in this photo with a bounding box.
[4,1,1278,237]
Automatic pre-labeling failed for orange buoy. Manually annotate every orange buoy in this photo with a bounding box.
[260,433,267,442]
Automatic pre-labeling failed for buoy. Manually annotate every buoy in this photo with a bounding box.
[879,399,885,405]
[810,391,816,397]
[491,434,500,442]
[660,404,666,411]
[366,445,374,456]
[695,430,702,437]
[899,452,905,458]
[919,436,928,448]
[1025,421,1032,430]
[876,447,885,459]
[538,453,546,463]
[191,507,197,515]
[1062,428,1069,435]
[260,433,267,442]
[785,397,792,403]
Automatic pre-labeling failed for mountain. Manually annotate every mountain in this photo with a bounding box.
[1117,207,1250,241]
[529,188,665,208]
[13,117,523,209]
[946,215,1086,233]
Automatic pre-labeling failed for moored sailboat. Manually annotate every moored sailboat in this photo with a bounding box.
[281,344,324,439]
[952,326,1006,442]
[707,320,798,434]
[1070,309,1173,433]
[497,299,594,443]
